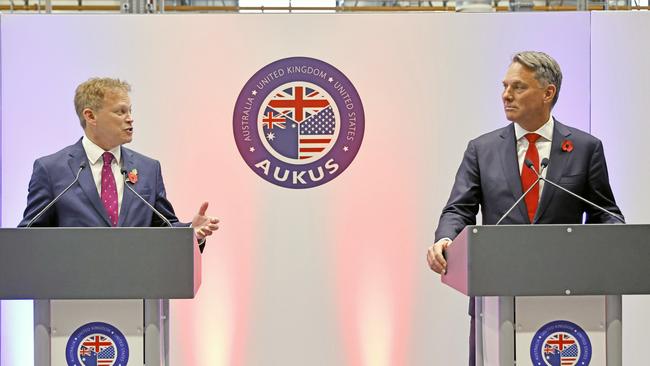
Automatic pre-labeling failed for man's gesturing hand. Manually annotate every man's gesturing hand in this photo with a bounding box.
[192,201,220,241]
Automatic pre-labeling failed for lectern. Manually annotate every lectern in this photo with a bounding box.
[0,227,201,366]
[442,224,650,366]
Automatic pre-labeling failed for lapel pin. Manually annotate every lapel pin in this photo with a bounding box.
[127,168,138,184]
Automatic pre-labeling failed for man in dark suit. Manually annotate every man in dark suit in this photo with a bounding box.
[426,51,623,365]
[19,77,219,248]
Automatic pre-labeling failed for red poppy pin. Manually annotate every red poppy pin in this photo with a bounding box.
[561,139,574,153]
[127,168,138,184]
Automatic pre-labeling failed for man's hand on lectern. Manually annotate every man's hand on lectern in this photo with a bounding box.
[427,238,452,275]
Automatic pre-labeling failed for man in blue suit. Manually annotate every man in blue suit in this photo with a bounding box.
[18,77,219,249]
[426,51,623,365]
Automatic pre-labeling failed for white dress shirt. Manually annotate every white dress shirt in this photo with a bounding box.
[82,135,125,215]
[514,115,554,200]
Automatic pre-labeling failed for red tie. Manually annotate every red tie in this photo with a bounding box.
[101,152,119,226]
[521,133,540,223]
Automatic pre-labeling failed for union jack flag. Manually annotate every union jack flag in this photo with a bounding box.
[262,110,286,129]
[268,86,329,122]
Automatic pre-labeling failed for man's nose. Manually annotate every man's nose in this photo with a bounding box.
[502,88,513,101]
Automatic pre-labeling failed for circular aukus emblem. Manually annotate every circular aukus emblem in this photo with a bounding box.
[233,57,364,188]
[530,320,592,366]
[66,322,129,366]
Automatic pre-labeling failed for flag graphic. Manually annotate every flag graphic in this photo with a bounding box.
[268,85,329,122]
[262,110,286,129]
[261,106,299,159]
[298,106,336,159]
[79,335,117,366]
[543,333,579,366]
[261,88,336,161]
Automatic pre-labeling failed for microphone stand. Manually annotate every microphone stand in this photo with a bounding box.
[26,163,86,227]
[528,158,625,224]
[495,160,549,225]
[121,170,173,227]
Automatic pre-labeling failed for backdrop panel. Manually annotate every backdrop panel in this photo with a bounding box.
[2,13,591,366]
[591,11,650,366]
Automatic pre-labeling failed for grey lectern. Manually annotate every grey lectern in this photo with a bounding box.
[442,224,650,366]
[0,227,202,366]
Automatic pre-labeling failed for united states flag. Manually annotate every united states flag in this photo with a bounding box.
[559,344,578,365]
[97,345,117,366]
[298,106,336,159]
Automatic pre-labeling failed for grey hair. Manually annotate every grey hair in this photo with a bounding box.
[512,51,562,107]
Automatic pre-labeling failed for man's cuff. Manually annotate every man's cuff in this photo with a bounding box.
[197,237,206,253]
[438,237,453,245]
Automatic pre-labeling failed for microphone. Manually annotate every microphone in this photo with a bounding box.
[495,159,549,225]
[27,162,86,227]
[525,158,547,172]
[526,158,625,223]
[121,169,172,227]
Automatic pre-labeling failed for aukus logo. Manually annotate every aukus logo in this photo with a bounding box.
[233,57,365,189]
[66,321,129,366]
[530,320,592,366]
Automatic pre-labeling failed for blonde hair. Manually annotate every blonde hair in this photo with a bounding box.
[74,77,131,128]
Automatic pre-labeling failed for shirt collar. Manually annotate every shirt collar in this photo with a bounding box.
[82,135,121,166]
[514,115,554,142]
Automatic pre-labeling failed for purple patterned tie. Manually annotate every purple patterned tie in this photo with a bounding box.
[101,152,119,226]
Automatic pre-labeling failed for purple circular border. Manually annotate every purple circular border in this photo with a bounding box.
[66,321,129,366]
[233,57,365,189]
[530,320,592,366]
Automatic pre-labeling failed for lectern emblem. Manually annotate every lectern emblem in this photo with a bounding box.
[66,321,129,366]
[233,56,364,189]
[530,320,592,366]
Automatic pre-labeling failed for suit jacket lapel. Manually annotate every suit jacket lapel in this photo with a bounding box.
[117,147,136,227]
[534,119,573,222]
[68,139,112,226]
[498,124,530,223]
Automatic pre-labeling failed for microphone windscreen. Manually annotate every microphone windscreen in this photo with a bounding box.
[524,159,534,168]
[541,158,549,168]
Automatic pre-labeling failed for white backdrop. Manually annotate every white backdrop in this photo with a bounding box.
[0,11,643,366]
[591,12,650,366]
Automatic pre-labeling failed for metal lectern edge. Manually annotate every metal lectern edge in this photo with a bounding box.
[441,224,650,297]
[441,226,470,295]
[0,227,199,300]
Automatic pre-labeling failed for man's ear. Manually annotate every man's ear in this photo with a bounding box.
[83,108,96,127]
[544,84,557,105]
